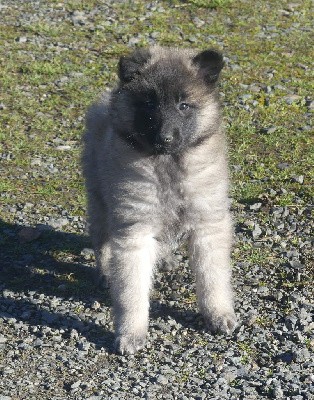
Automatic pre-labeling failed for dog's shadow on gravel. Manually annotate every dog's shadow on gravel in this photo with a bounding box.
[0,219,116,350]
[0,219,100,299]
[0,219,202,351]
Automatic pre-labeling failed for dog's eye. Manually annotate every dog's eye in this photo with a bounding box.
[179,102,190,111]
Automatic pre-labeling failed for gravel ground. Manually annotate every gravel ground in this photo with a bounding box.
[2,196,313,400]
[0,1,313,399]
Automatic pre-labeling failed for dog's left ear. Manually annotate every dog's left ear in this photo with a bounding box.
[192,49,224,84]
[118,48,151,83]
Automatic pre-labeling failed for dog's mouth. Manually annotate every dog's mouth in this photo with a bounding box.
[122,130,184,156]
[153,141,182,155]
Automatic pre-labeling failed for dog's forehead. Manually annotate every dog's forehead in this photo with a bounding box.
[142,56,199,99]
[148,55,193,79]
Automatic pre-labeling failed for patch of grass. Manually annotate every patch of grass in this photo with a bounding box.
[185,0,231,8]
[23,22,63,37]
[237,340,258,364]
[305,338,314,351]
[255,316,271,328]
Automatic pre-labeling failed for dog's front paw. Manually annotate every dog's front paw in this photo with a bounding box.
[205,311,237,335]
[114,334,147,355]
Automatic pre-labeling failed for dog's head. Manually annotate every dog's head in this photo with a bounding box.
[112,46,224,155]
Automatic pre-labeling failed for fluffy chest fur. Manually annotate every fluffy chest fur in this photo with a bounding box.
[104,146,187,242]
[152,154,186,243]
[90,126,229,247]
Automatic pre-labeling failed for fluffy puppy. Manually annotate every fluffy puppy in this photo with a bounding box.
[82,46,237,354]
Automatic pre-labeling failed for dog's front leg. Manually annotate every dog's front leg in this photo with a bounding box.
[189,213,237,334]
[110,229,157,355]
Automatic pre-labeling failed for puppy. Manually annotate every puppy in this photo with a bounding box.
[82,46,237,354]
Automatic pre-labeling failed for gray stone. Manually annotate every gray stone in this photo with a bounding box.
[81,248,95,257]
[252,224,262,238]
[49,217,69,229]
[292,175,304,184]
[272,386,284,398]
[78,341,90,351]
[17,36,27,43]
[71,380,81,389]
[156,374,168,385]
[283,95,302,104]
[250,202,262,210]
[264,126,277,134]
[33,339,43,347]
[192,17,205,27]
[188,35,197,43]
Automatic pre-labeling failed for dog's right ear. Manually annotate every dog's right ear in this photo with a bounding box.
[118,48,151,83]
